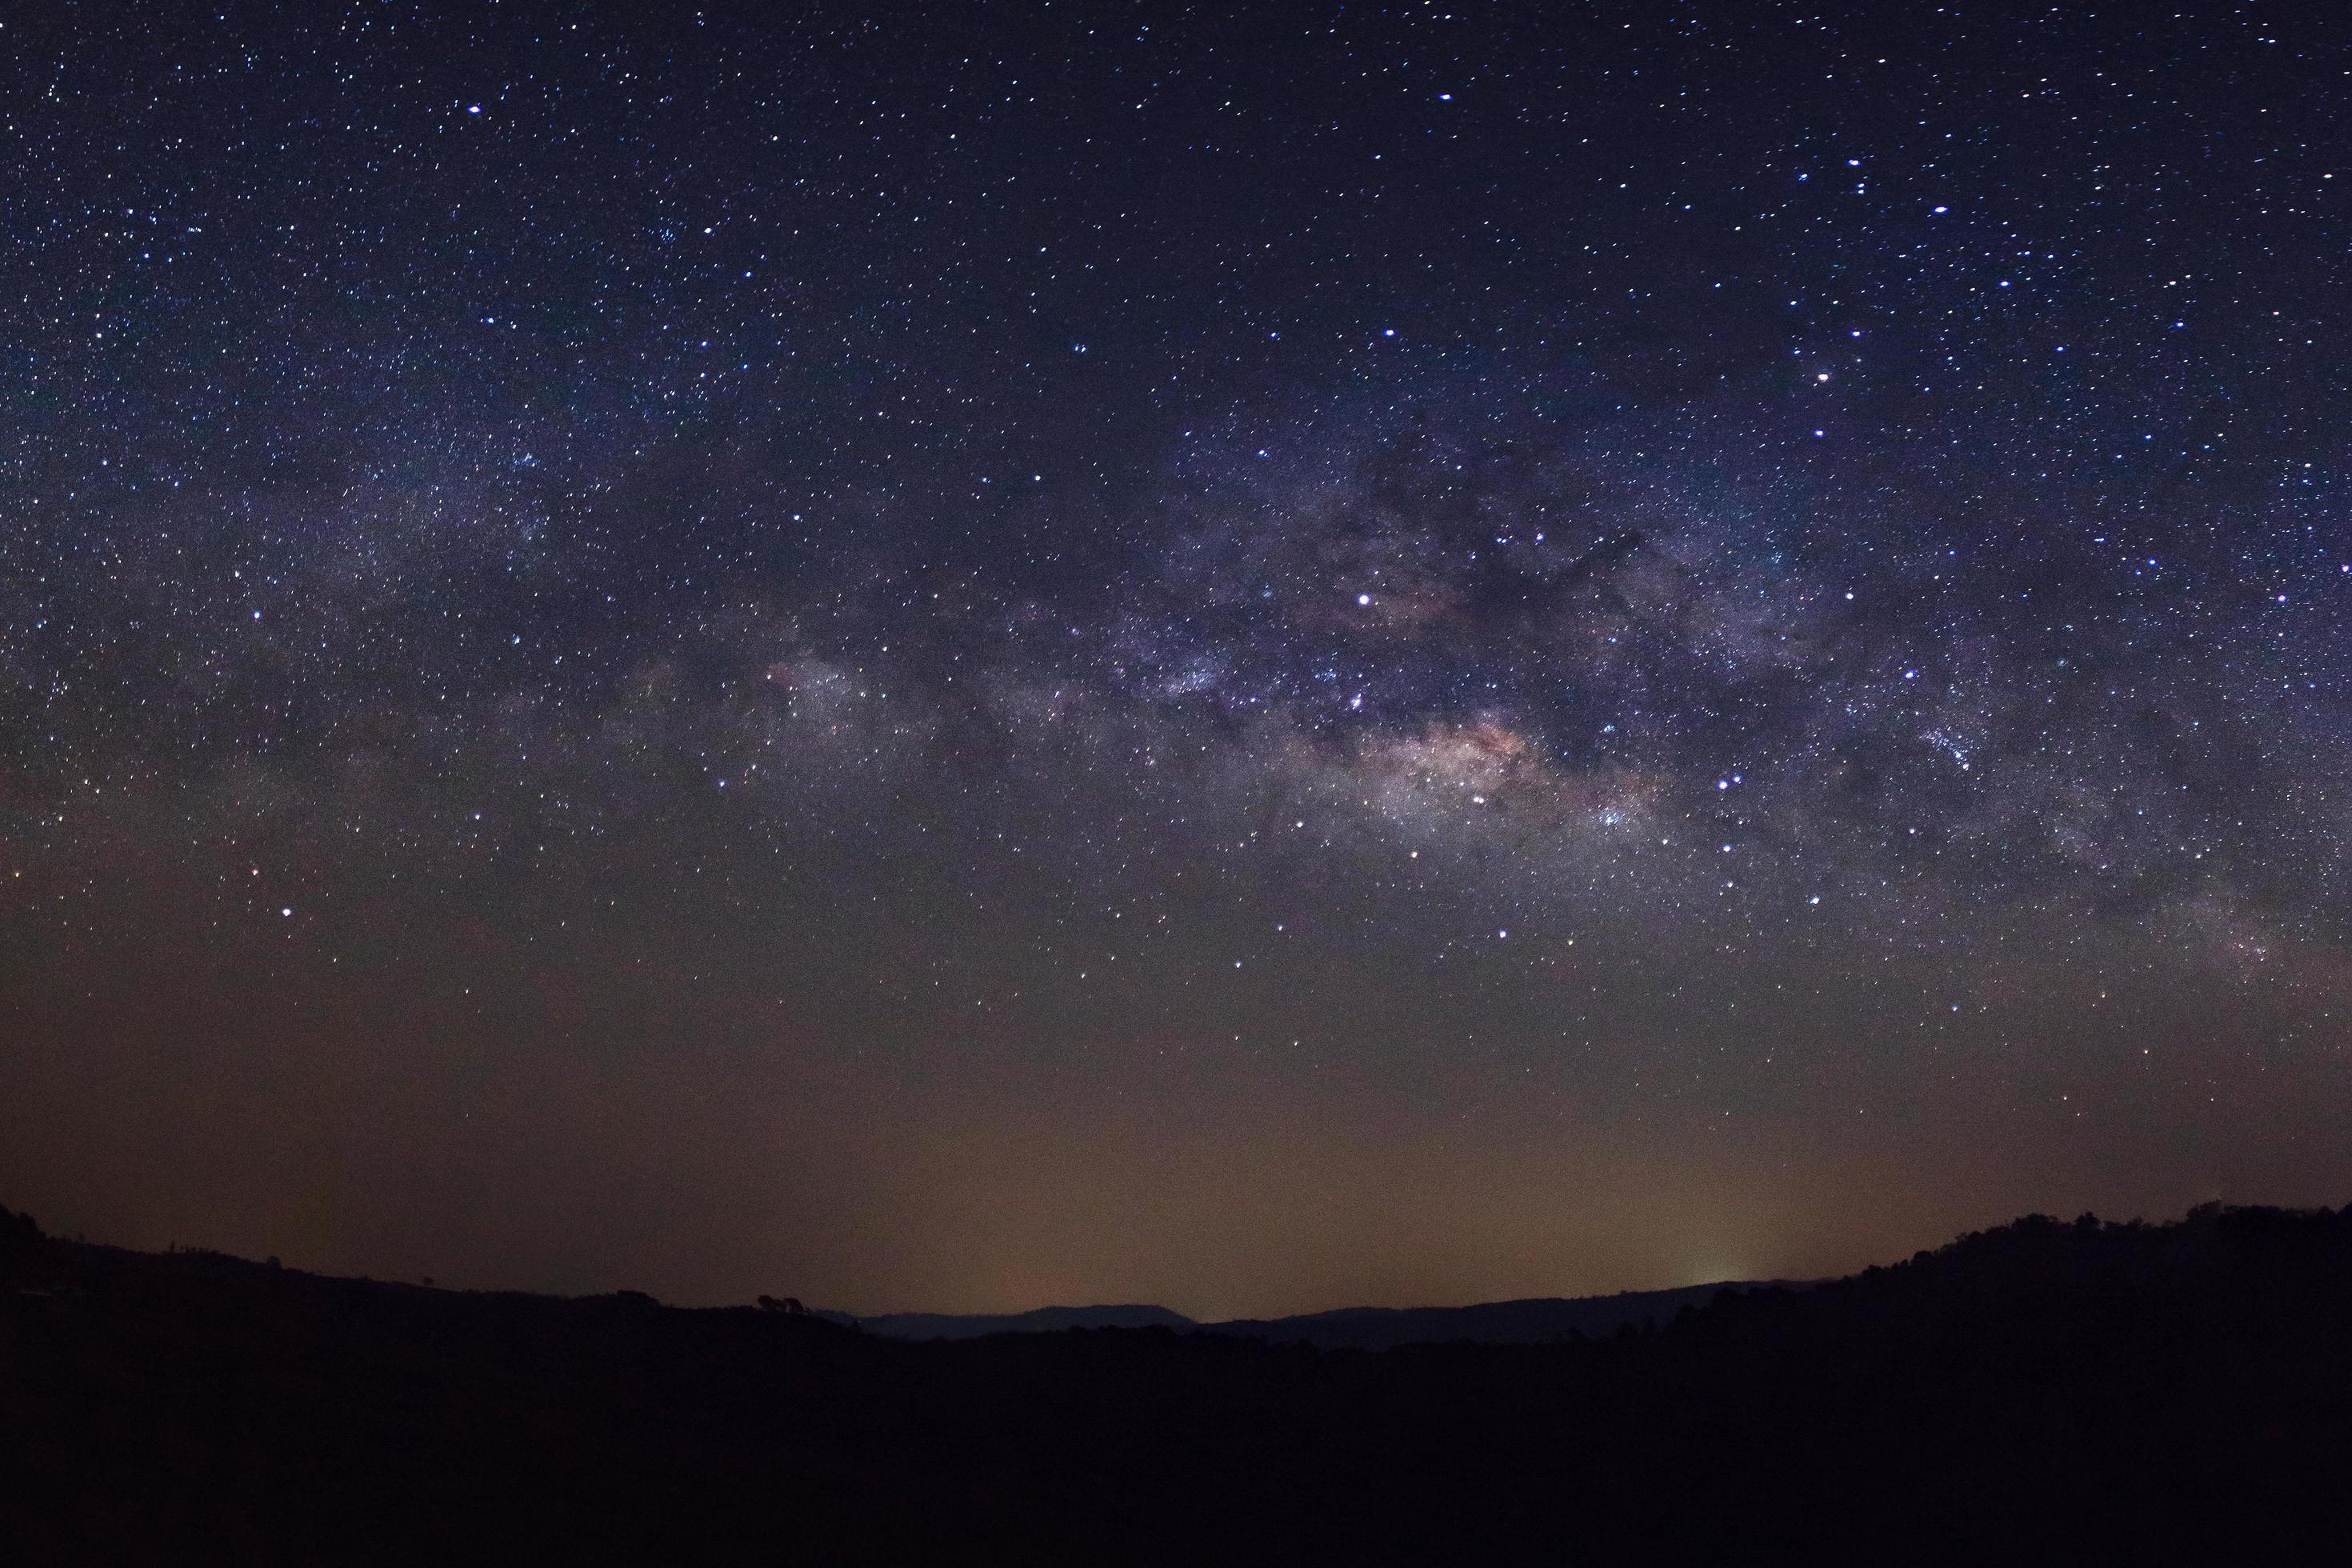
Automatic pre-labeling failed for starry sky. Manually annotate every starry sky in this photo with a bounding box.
[6,0,2350,1318]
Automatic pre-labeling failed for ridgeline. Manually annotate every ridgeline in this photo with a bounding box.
[6,1202,2351,1560]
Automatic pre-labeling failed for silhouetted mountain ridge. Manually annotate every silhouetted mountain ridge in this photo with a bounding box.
[1210,1281,1759,1349]
[7,1201,2352,1561]
[825,1302,1194,1338]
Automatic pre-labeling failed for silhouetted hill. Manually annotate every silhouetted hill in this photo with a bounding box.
[7,1202,2352,1562]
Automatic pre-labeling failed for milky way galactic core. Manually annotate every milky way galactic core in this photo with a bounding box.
[5,2,2349,1315]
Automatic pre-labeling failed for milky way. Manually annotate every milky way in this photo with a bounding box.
[6,2,2350,1316]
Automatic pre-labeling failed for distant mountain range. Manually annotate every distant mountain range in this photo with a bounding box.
[820,1303,1194,1338]
[826,1281,1759,1348]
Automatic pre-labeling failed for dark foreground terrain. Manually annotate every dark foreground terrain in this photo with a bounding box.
[6,1204,2352,1562]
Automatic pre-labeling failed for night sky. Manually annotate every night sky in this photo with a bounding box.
[6,1,2350,1318]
